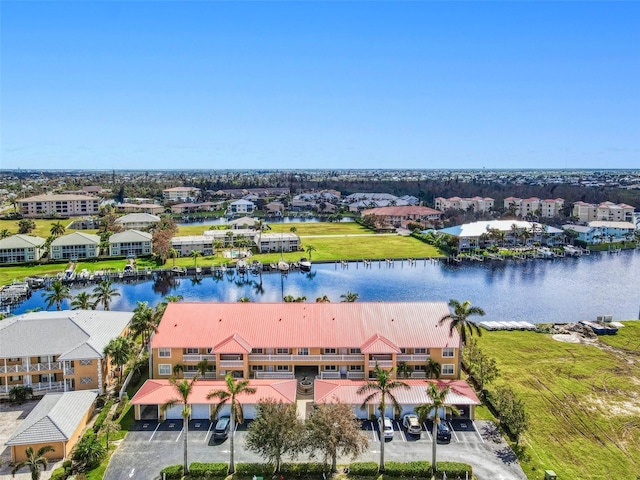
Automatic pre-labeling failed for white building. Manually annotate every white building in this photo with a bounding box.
[572,201,635,224]
[0,235,46,264]
[162,187,200,203]
[114,213,160,230]
[109,230,153,257]
[228,199,255,215]
[255,233,300,253]
[434,196,494,212]
[50,232,101,260]
[19,194,100,218]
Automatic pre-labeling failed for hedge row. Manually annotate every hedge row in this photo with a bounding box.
[159,464,184,479]
[384,461,431,477]
[93,398,114,433]
[348,462,379,476]
[188,462,229,478]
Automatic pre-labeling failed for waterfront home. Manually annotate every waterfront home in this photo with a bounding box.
[572,201,635,224]
[148,302,461,383]
[5,390,97,462]
[255,232,300,253]
[435,196,494,213]
[228,216,259,229]
[18,194,100,218]
[202,228,256,249]
[361,205,442,229]
[563,221,636,245]
[108,230,153,257]
[228,199,256,215]
[171,235,214,257]
[438,220,564,251]
[503,197,564,218]
[265,201,285,215]
[0,234,46,264]
[50,232,100,260]
[114,212,160,230]
[162,186,200,202]
[0,310,133,397]
[115,202,165,215]
[131,378,296,421]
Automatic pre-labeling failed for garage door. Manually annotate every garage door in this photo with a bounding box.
[191,404,211,420]
[165,404,184,420]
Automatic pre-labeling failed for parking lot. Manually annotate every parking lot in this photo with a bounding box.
[105,417,526,480]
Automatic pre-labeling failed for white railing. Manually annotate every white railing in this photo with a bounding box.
[397,355,430,362]
[184,371,217,379]
[182,354,216,362]
[347,371,365,379]
[254,371,295,379]
[320,371,341,379]
[65,368,75,375]
[369,360,393,368]
[410,372,427,379]
[219,360,244,368]
[1,362,62,373]
[249,354,364,362]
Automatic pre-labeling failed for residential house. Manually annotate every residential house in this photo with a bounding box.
[114,213,160,230]
[265,201,285,216]
[434,196,494,213]
[588,221,636,243]
[361,206,442,229]
[228,199,255,215]
[109,230,153,257]
[115,203,165,215]
[0,234,46,264]
[255,232,300,253]
[0,310,133,397]
[50,232,100,260]
[5,391,97,462]
[19,194,100,218]
[162,187,200,203]
[171,236,214,257]
[572,201,635,224]
[228,216,259,229]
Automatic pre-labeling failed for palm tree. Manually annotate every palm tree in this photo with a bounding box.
[92,279,120,310]
[315,295,331,303]
[130,301,155,345]
[289,226,297,234]
[207,373,257,474]
[50,221,65,237]
[340,291,359,302]
[425,359,441,379]
[196,359,213,378]
[305,245,317,260]
[438,299,486,346]
[103,337,134,383]
[169,248,179,267]
[415,382,459,475]
[43,280,71,311]
[190,250,202,267]
[357,364,409,472]
[172,364,185,377]
[70,291,95,310]
[237,297,251,302]
[0,228,11,239]
[161,377,198,475]
[11,445,55,480]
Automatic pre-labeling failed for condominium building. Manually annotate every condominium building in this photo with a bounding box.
[114,213,161,230]
[108,230,153,257]
[50,232,101,260]
[0,310,133,397]
[434,196,494,213]
[0,234,46,264]
[572,201,635,224]
[360,206,442,228]
[18,194,100,218]
[162,187,200,203]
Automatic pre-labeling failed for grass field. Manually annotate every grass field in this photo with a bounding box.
[0,218,87,238]
[477,323,640,480]
[176,221,370,237]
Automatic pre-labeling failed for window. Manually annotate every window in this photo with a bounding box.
[400,348,407,354]
[442,364,455,375]
[79,359,92,366]
[297,348,309,356]
[158,364,172,375]
[349,348,361,354]
[158,348,171,358]
[323,348,337,355]
[414,348,427,354]
[80,377,93,384]
[185,348,199,354]
[251,365,264,371]
[10,376,22,382]
[276,348,290,355]
[324,365,337,371]
[185,365,198,372]
[442,348,455,358]
[349,365,363,371]
[276,365,289,371]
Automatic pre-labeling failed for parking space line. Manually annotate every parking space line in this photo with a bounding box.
[448,421,460,443]
[472,421,485,443]
[176,427,183,442]
[205,422,213,442]
[422,423,432,441]
[148,423,161,442]
[398,423,407,442]
[371,427,378,443]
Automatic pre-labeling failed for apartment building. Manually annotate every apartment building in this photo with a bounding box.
[255,232,300,253]
[114,213,160,230]
[0,310,132,397]
[572,201,635,224]
[360,206,442,228]
[162,187,200,202]
[434,196,494,213]
[109,230,153,257]
[0,234,46,264]
[148,302,461,383]
[50,232,100,260]
[504,197,564,218]
[19,194,100,218]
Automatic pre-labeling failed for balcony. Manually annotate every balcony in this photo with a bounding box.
[347,371,365,379]
[254,371,295,379]
[182,354,215,363]
[219,360,244,368]
[0,362,62,374]
[248,354,364,363]
[396,354,430,362]
[0,381,66,397]
[369,360,393,368]
[184,371,217,379]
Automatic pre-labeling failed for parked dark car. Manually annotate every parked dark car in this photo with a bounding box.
[436,421,451,442]
[213,415,231,440]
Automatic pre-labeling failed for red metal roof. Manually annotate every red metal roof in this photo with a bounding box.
[131,379,297,405]
[151,302,459,351]
[314,379,480,406]
[360,334,401,353]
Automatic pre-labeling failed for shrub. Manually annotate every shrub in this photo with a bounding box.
[113,394,129,420]
[234,463,274,476]
[188,462,229,478]
[279,463,327,476]
[93,399,114,433]
[384,461,431,477]
[432,462,472,478]
[49,468,68,480]
[159,464,184,479]
[348,462,379,476]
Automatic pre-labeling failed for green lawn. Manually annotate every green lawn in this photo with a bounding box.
[477,324,640,480]
[0,218,87,238]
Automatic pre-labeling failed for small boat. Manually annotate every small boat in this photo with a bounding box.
[236,260,248,273]
[278,260,290,272]
[299,258,312,271]
[250,260,263,273]
[171,266,186,275]
[123,265,135,276]
[195,266,202,274]
[536,247,555,258]
[580,321,608,335]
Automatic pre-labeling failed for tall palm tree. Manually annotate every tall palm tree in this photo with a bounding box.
[357,365,409,472]
[70,291,95,310]
[92,279,120,310]
[11,445,55,480]
[161,377,198,475]
[415,382,459,475]
[190,250,202,267]
[50,221,65,237]
[43,280,71,311]
[196,359,213,377]
[315,295,331,303]
[340,291,359,302]
[207,373,256,474]
[425,359,441,379]
[103,337,134,382]
[305,245,317,260]
[130,301,155,345]
[438,299,486,346]
[169,248,179,267]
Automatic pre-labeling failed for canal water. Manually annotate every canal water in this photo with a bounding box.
[11,249,640,324]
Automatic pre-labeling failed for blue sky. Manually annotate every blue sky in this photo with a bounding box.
[1,1,639,170]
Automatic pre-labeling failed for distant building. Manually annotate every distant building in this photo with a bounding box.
[255,232,300,253]
[50,232,101,260]
[563,221,636,244]
[0,234,46,264]
[361,206,442,228]
[114,213,160,230]
[162,187,200,203]
[228,199,255,215]
[572,201,635,224]
[109,230,153,257]
[115,203,165,215]
[434,196,494,213]
[503,197,564,218]
[19,194,100,218]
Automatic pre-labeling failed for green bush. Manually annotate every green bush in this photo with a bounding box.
[235,463,274,476]
[113,394,129,421]
[348,462,379,476]
[49,468,67,480]
[279,463,327,475]
[188,462,229,478]
[432,462,472,478]
[93,399,114,433]
[384,461,431,477]
[160,464,184,479]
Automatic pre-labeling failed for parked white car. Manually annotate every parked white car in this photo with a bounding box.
[378,416,394,439]
[402,413,421,435]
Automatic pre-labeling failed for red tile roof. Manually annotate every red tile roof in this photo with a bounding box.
[151,302,458,351]
[314,379,480,406]
[131,379,297,405]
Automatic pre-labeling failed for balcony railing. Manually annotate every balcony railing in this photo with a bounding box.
[219,360,244,368]
[184,371,217,379]
[319,371,341,379]
[369,360,393,368]
[254,372,295,379]
[0,362,62,374]
[249,354,364,363]
[0,381,67,396]
[347,371,365,379]
[64,368,75,375]
[396,354,430,362]
[410,372,427,379]
[182,354,215,363]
